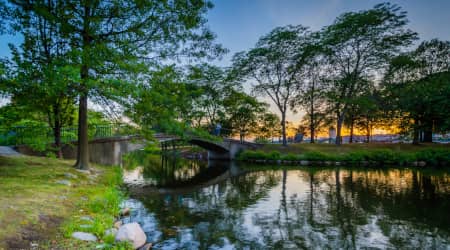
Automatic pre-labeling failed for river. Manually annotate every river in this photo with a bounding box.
[121,151,450,249]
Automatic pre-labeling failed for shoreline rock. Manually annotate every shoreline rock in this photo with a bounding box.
[115,222,147,249]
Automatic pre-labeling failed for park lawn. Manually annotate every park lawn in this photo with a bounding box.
[0,155,129,249]
[260,142,450,155]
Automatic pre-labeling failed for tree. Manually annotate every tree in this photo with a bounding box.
[383,39,450,144]
[232,25,313,146]
[291,40,327,143]
[129,66,200,136]
[255,112,281,142]
[351,89,384,143]
[10,0,224,169]
[2,2,78,157]
[187,64,238,128]
[321,3,417,145]
[222,90,266,142]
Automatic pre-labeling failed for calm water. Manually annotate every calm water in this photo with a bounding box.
[122,152,450,249]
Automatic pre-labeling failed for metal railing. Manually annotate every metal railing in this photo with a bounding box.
[0,124,131,146]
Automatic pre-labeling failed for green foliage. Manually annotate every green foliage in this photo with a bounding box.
[232,25,314,145]
[300,151,334,161]
[321,2,418,144]
[383,39,450,142]
[416,148,450,166]
[238,147,450,167]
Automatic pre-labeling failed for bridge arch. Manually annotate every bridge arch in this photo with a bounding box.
[159,137,262,160]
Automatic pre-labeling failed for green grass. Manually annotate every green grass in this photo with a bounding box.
[238,143,450,166]
[0,155,133,250]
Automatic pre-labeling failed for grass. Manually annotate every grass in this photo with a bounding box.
[0,155,133,250]
[238,143,450,166]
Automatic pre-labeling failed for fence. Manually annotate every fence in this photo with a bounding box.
[0,124,131,146]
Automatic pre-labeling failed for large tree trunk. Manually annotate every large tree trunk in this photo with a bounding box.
[412,119,420,145]
[365,121,370,143]
[74,94,89,169]
[422,121,433,143]
[281,112,287,146]
[336,114,344,145]
[349,116,354,143]
[75,5,91,170]
[53,104,63,159]
[310,102,315,143]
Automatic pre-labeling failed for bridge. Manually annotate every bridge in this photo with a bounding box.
[155,133,262,160]
[3,124,262,164]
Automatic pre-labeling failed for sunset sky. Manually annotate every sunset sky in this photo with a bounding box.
[1,0,449,126]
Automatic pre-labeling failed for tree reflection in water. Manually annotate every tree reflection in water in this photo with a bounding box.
[122,155,450,249]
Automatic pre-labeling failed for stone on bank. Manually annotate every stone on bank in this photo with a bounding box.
[115,222,147,249]
[72,232,97,241]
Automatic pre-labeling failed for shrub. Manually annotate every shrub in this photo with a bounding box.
[281,153,300,161]
[415,148,450,166]
[300,151,333,161]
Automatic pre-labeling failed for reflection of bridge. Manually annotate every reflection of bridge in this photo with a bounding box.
[155,133,262,160]
[127,161,247,195]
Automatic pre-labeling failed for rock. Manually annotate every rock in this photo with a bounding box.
[64,173,78,179]
[120,207,131,216]
[115,222,147,249]
[139,243,153,250]
[418,161,426,167]
[335,162,341,166]
[114,220,123,229]
[56,180,71,186]
[80,216,93,222]
[300,160,309,166]
[324,161,332,166]
[75,169,90,174]
[72,232,97,241]
[105,228,118,237]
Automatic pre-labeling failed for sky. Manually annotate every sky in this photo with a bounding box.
[1,0,449,123]
[204,0,450,122]
[206,0,450,66]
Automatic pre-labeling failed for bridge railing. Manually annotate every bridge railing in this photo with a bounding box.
[0,123,132,146]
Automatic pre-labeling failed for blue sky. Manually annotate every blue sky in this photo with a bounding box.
[204,0,450,121]
[207,0,450,66]
[1,1,449,120]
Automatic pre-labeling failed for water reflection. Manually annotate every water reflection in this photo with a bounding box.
[122,154,450,249]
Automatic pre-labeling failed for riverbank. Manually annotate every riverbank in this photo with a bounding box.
[238,143,450,167]
[0,155,132,249]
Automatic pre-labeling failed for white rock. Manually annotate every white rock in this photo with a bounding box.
[56,180,71,186]
[64,173,78,179]
[80,216,93,222]
[115,222,147,249]
[72,232,97,241]
[300,160,309,166]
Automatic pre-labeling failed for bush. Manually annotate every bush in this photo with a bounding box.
[415,148,450,166]
[237,150,281,160]
[365,149,396,162]
[237,147,450,167]
[300,151,334,161]
[281,153,300,161]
